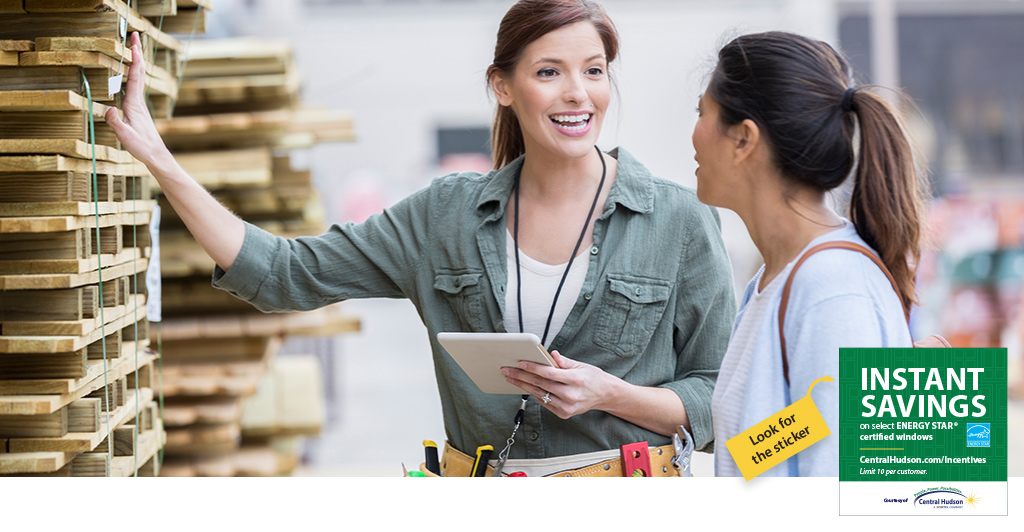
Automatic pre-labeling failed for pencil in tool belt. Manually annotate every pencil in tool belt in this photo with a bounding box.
[423,440,440,475]
[471,445,493,477]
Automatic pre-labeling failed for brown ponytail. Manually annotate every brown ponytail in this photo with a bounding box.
[847,90,926,315]
[487,0,619,169]
[707,31,926,315]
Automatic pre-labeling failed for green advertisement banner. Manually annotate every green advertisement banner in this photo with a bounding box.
[839,348,1007,483]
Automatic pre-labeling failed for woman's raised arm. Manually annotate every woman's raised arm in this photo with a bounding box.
[105,32,245,271]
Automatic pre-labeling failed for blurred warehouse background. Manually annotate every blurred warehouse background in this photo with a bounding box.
[188,0,1024,476]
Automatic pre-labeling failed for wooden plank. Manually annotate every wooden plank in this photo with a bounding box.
[0,49,16,65]
[175,147,272,187]
[7,386,151,453]
[85,328,122,361]
[112,423,134,456]
[0,111,117,146]
[0,452,75,474]
[0,211,150,234]
[158,6,204,34]
[0,347,153,415]
[34,36,131,63]
[2,294,144,336]
[0,66,110,102]
[0,248,143,275]
[0,199,155,217]
[0,350,88,379]
[0,229,90,262]
[14,0,183,52]
[68,398,100,432]
[0,256,147,290]
[0,408,67,438]
[0,154,145,175]
[0,299,144,354]
[0,90,109,116]
[0,172,88,204]
[70,452,107,476]
[0,286,96,321]
[0,40,33,51]
[138,0,176,17]
[0,139,133,163]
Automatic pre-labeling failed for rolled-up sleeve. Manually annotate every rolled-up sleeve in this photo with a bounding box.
[212,185,433,312]
[660,203,736,452]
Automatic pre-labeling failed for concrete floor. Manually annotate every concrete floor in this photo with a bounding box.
[298,298,1024,478]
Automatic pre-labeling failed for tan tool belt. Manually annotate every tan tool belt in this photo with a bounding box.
[421,441,680,477]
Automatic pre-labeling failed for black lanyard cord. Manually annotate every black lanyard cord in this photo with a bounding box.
[494,146,606,476]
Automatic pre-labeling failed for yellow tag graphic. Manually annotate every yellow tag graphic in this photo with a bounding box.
[724,376,835,481]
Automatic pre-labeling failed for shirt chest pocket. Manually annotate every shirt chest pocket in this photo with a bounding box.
[595,274,673,358]
[434,272,487,332]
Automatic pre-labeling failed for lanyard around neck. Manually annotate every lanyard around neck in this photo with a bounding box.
[492,146,607,476]
[512,145,607,345]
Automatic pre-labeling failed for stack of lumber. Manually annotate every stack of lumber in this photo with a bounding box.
[238,354,326,476]
[156,309,358,476]
[152,38,358,476]
[0,0,196,119]
[155,38,355,315]
[0,0,209,477]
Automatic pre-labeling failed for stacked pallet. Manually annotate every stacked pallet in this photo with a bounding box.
[0,0,200,476]
[152,38,358,476]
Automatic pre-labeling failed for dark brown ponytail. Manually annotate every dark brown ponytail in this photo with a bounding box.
[487,0,619,169]
[707,31,925,314]
[847,89,925,314]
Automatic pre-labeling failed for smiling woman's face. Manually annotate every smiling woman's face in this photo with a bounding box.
[492,21,610,162]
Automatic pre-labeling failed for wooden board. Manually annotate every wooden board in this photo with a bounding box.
[6,387,151,453]
[0,154,146,175]
[175,147,272,187]
[0,350,88,379]
[0,40,33,51]
[0,300,146,353]
[157,7,204,35]
[7,0,183,52]
[0,256,147,290]
[0,89,108,115]
[0,248,144,275]
[0,199,155,217]
[0,348,154,415]
[0,139,133,163]
[0,211,151,234]
[2,294,145,336]
[34,36,132,63]
[0,285,98,321]
[0,452,75,474]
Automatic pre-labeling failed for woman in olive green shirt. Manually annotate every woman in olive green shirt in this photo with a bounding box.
[107,0,735,473]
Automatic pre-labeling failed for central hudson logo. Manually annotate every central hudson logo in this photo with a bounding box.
[912,487,981,510]
[966,423,990,447]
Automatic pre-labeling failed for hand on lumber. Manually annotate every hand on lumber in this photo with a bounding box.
[104,32,172,170]
[105,32,246,271]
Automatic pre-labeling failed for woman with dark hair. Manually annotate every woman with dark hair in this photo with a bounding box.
[694,31,926,476]
[107,0,735,476]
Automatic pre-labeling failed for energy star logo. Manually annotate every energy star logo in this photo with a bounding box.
[966,423,991,448]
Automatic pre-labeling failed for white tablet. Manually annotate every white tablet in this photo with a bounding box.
[437,332,557,394]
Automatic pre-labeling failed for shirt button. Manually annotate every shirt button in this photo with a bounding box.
[583,293,592,301]
[529,431,539,441]
[454,278,461,287]
[635,287,643,296]
[590,246,599,255]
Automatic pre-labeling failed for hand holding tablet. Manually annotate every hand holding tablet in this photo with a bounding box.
[437,332,558,394]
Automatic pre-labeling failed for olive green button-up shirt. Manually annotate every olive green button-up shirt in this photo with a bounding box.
[212,147,736,458]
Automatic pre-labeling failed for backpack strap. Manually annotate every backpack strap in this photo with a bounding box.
[778,241,909,387]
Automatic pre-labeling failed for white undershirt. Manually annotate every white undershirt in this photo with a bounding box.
[504,228,590,349]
